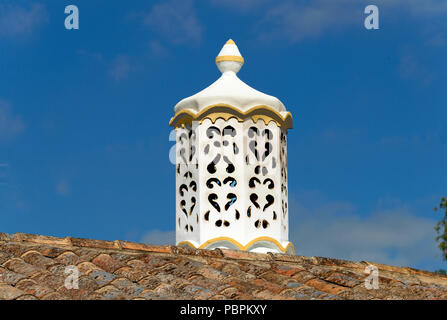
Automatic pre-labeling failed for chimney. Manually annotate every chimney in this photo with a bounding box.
[169,39,294,254]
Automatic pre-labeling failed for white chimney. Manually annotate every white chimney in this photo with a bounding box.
[170,39,294,254]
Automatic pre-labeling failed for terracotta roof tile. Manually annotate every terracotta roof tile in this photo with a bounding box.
[221,263,256,281]
[15,278,54,298]
[114,266,146,282]
[77,261,101,275]
[90,270,117,287]
[0,284,27,300]
[111,278,145,297]
[323,271,364,288]
[21,250,58,269]
[0,266,27,285]
[31,273,65,291]
[3,258,44,277]
[0,252,11,265]
[15,294,38,300]
[95,285,128,300]
[40,291,70,300]
[55,251,81,266]
[304,278,348,296]
[92,253,126,273]
[0,232,446,300]
[137,288,164,300]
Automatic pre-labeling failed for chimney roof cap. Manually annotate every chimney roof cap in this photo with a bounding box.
[173,39,288,116]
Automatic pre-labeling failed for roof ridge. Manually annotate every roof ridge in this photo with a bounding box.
[1,232,446,281]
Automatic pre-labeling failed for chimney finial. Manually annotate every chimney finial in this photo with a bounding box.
[215,39,244,74]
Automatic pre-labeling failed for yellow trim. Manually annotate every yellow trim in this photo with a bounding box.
[177,240,199,249]
[178,237,295,254]
[169,104,293,130]
[226,39,235,45]
[215,55,244,63]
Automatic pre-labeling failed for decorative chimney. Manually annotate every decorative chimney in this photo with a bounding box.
[169,39,294,254]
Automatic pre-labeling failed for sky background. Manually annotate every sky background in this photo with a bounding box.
[0,0,446,271]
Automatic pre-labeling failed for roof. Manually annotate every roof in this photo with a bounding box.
[173,39,288,115]
[0,232,446,300]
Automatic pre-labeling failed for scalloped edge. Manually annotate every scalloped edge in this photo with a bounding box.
[169,104,293,130]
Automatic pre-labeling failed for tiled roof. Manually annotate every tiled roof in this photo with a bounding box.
[0,232,446,300]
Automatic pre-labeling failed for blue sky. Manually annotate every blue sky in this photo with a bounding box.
[0,0,446,271]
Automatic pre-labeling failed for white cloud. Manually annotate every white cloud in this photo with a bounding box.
[56,180,70,196]
[210,0,271,12]
[77,49,104,61]
[0,2,48,38]
[108,55,131,82]
[148,40,170,58]
[379,132,441,148]
[397,54,435,85]
[0,100,25,141]
[144,0,203,45]
[226,0,447,43]
[257,1,358,43]
[319,127,366,144]
[288,195,443,270]
[141,229,175,246]
[425,34,446,47]
[403,0,447,16]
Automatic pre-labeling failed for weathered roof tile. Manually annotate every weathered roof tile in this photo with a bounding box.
[92,253,126,273]
[40,291,70,300]
[0,232,446,300]
[15,294,38,300]
[31,272,66,290]
[0,266,27,285]
[0,252,11,265]
[110,278,145,297]
[21,250,58,269]
[114,266,146,282]
[95,285,127,300]
[15,278,54,298]
[0,284,26,300]
[4,258,44,277]
[55,251,81,266]
[323,271,364,288]
[89,270,117,287]
[221,263,256,281]
[305,278,348,296]
[77,261,102,275]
